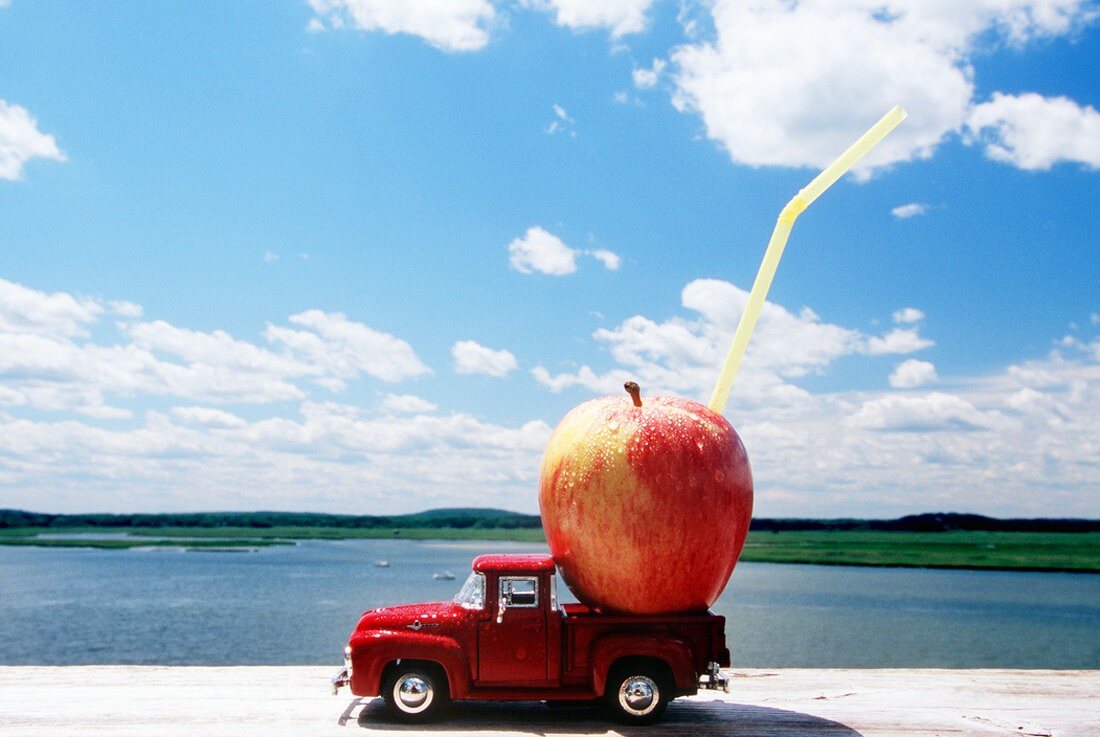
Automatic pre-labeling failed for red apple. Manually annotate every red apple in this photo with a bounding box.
[539,382,753,615]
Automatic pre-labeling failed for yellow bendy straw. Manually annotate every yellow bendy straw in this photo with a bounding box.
[707,105,907,415]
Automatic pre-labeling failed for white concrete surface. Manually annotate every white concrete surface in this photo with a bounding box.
[0,667,1097,737]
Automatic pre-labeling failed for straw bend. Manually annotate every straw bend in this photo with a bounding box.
[778,194,809,224]
[707,105,907,415]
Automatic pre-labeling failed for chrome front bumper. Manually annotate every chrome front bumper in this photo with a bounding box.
[331,665,350,695]
[331,646,353,695]
[698,662,730,693]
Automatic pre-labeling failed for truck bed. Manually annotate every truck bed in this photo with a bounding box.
[561,602,725,624]
[558,603,729,694]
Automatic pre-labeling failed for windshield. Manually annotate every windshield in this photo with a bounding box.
[452,571,486,610]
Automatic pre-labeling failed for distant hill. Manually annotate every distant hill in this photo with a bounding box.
[0,507,543,531]
[749,512,1100,533]
[1,508,1097,533]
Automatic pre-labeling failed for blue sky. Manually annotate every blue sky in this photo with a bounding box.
[1,0,1097,517]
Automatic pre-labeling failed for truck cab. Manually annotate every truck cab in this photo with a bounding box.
[332,553,729,725]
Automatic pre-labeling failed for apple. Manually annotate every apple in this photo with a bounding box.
[539,382,753,615]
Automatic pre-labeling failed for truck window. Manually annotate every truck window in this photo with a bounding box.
[453,571,486,610]
[500,576,538,608]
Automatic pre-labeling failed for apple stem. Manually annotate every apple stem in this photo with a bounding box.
[624,381,643,407]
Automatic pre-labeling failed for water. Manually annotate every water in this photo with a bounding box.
[0,539,1096,667]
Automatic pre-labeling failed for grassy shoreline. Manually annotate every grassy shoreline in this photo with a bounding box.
[0,535,294,550]
[739,530,1100,572]
[1,526,1096,572]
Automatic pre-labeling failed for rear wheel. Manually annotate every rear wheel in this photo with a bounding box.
[381,662,449,723]
[605,661,671,725]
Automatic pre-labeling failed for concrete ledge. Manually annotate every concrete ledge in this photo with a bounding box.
[0,667,1096,737]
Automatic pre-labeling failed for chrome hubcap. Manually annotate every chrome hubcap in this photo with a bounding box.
[619,676,658,715]
[396,675,432,712]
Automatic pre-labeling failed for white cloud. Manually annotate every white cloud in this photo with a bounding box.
[889,359,939,388]
[865,328,934,355]
[508,226,578,276]
[264,251,279,262]
[129,320,307,377]
[531,0,655,37]
[265,309,431,383]
[378,393,438,414]
[669,1,970,174]
[171,406,248,429]
[306,0,658,50]
[667,0,1097,175]
[966,92,1100,171]
[893,307,925,324]
[532,278,931,407]
[847,392,999,431]
[1005,386,1052,414]
[505,230,628,276]
[632,58,666,89]
[0,278,102,337]
[109,301,144,319]
[531,364,631,394]
[1,327,310,412]
[307,0,495,52]
[452,340,518,377]
[545,104,576,137]
[0,402,554,514]
[589,249,622,270]
[0,278,432,417]
[0,100,66,181]
[892,203,928,219]
[0,384,24,408]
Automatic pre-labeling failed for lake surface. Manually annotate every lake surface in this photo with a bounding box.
[1,539,1097,668]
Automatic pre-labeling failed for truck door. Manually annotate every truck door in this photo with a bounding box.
[478,575,548,683]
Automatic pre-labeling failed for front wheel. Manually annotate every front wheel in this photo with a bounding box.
[381,662,449,723]
[605,664,670,725]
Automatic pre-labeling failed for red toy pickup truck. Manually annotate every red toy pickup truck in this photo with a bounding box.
[332,553,730,725]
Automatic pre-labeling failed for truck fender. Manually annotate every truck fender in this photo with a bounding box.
[590,634,696,697]
[349,629,473,698]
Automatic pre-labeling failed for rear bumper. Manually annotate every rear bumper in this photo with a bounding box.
[698,662,729,693]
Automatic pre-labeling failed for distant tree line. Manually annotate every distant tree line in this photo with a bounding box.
[0,508,1096,532]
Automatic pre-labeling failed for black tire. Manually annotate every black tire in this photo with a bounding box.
[381,661,450,723]
[605,661,672,726]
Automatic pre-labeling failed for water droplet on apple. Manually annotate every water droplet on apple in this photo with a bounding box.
[607,420,619,432]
